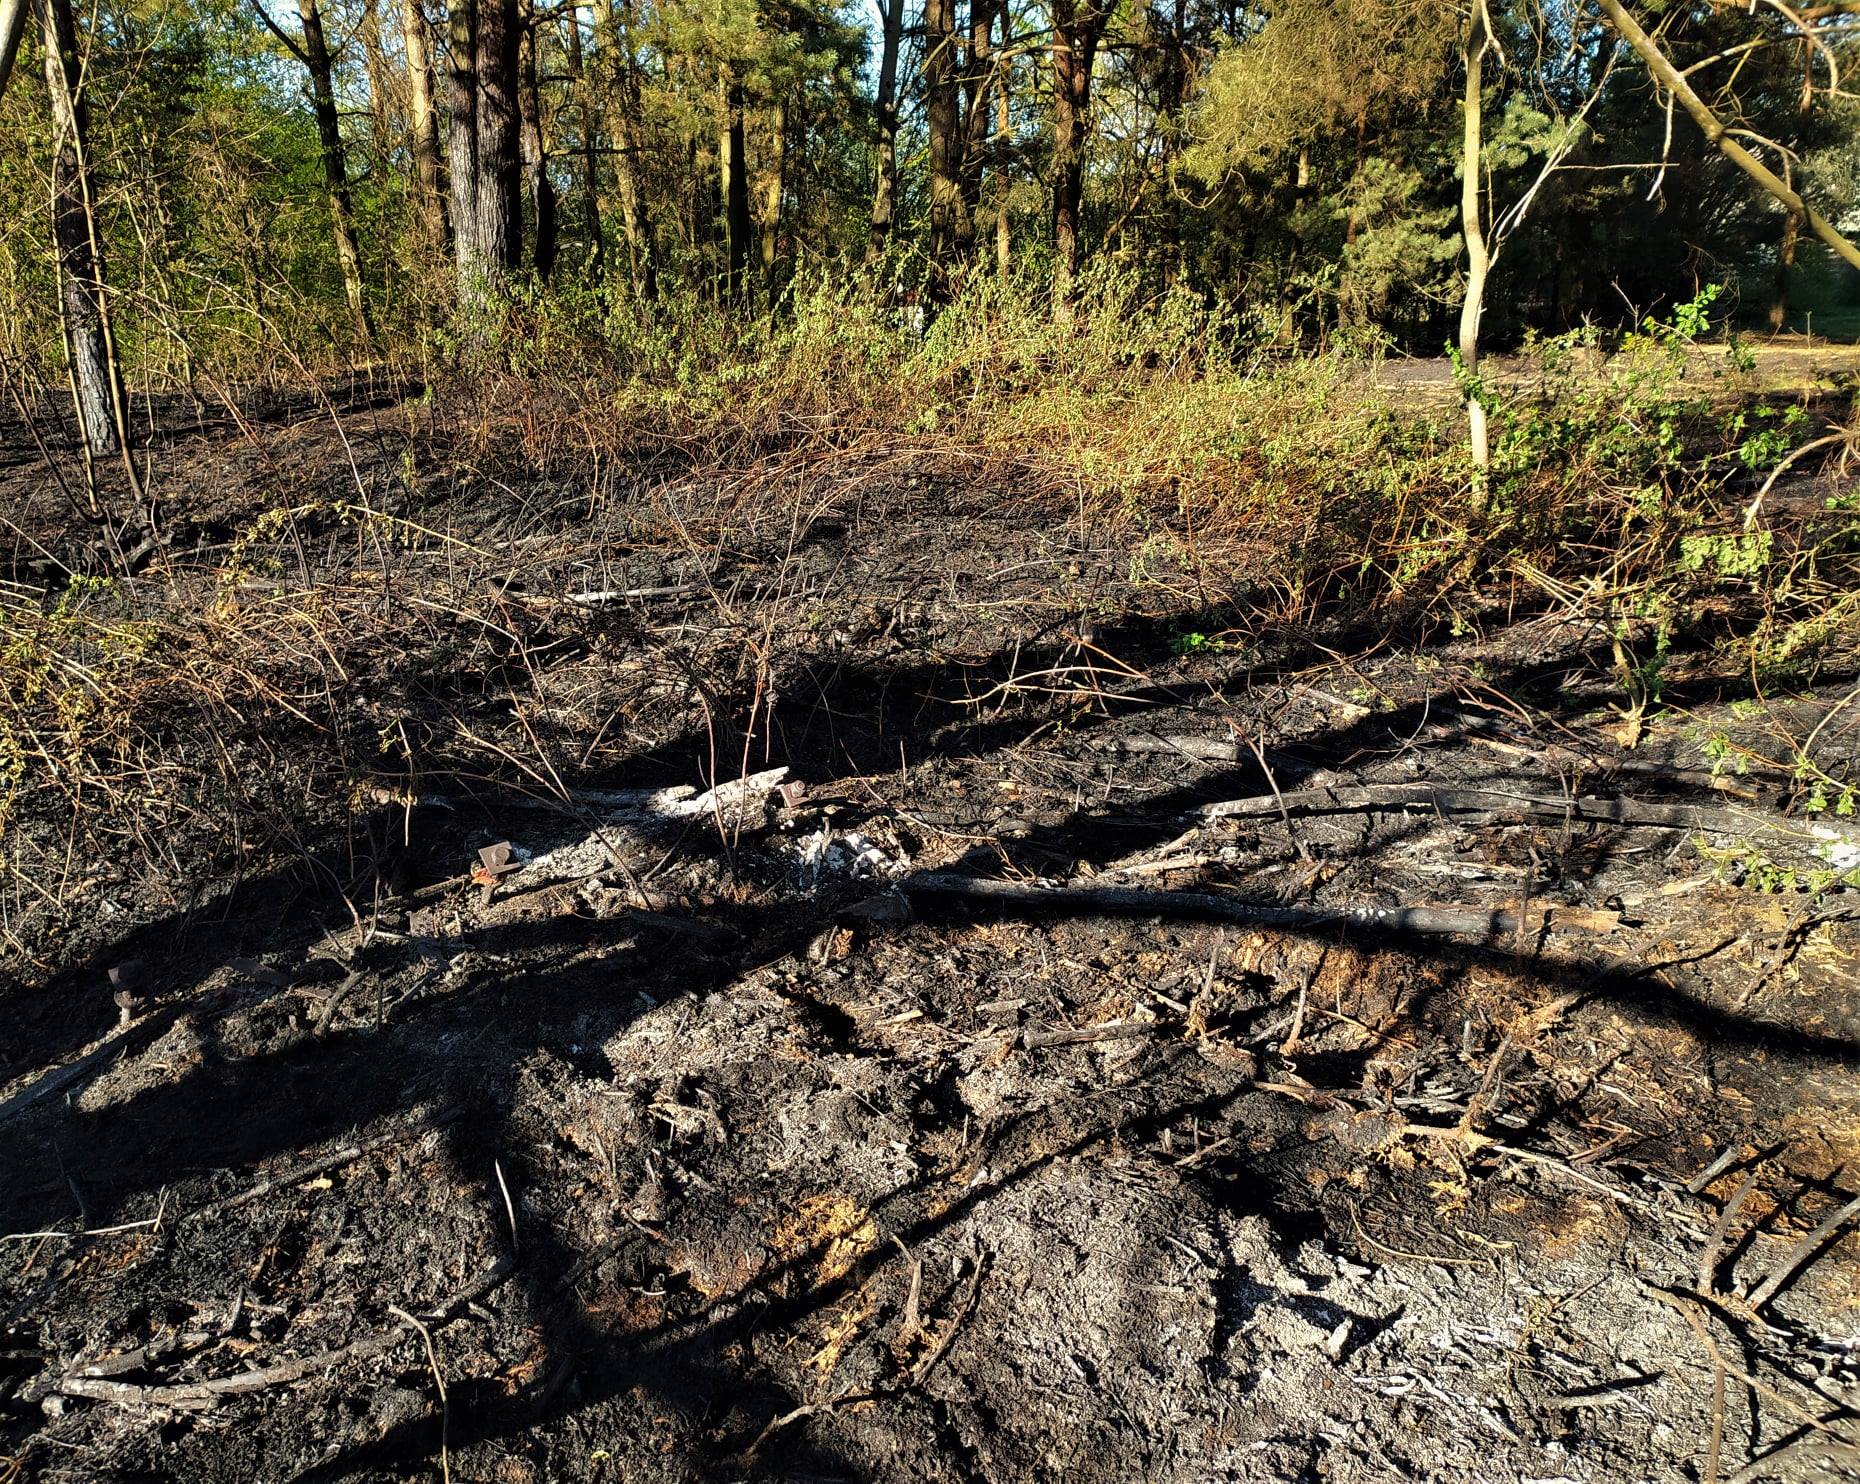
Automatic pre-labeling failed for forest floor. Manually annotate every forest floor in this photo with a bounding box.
[1,374,1859,1484]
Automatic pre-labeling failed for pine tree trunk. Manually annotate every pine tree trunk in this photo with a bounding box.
[475,0,522,271]
[402,0,451,251]
[447,0,480,271]
[1156,0,1188,285]
[40,0,123,456]
[956,0,995,256]
[519,0,557,278]
[1771,205,1801,334]
[866,0,904,261]
[448,0,522,303]
[563,1,605,276]
[1049,0,1104,309]
[296,0,372,338]
[924,0,961,294]
[994,0,1010,282]
[759,99,785,308]
[600,0,654,297]
[719,70,751,299]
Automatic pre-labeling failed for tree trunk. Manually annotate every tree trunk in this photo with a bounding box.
[0,0,27,101]
[40,0,124,457]
[956,0,995,255]
[1771,206,1801,333]
[994,6,1011,283]
[719,69,751,299]
[402,0,451,251]
[1155,0,1188,284]
[759,99,785,307]
[599,0,654,297]
[1049,0,1105,308]
[358,0,395,164]
[924,0,961,293]
[476,0,523,273]
[563,1,604,276]
[448,0,522,302]
[1457,0,1491,472]
[296,0,372,338]
[447,0,479,267]
[866,0,904,260]
[519,0,558,278]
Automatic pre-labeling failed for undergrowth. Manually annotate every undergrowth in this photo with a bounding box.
[2,271,1856,956]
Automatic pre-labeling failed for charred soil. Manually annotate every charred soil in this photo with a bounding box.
[2,384,1859,1483]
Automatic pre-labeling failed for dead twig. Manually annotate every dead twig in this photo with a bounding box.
[387,1305,451,1484]
[55,1258,513,1410]
[1698,1170,1759,1296]
[1647,1285,1859,1464]
[1744,1191,1860,1312]
[183,1126,433,1222]
[1021,1017,1162,1049]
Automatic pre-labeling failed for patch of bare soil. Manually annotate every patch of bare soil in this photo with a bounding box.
[2,394,1859,1483]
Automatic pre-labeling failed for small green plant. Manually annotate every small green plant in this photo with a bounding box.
[1726,402,1808,471]
[1169,629,1226,657]
[1679,530,1773,580]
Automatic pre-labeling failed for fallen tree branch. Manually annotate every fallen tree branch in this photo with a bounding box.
[0,988,242,1128]
[900,872,1619,941]
[1196,782,1857,847]
[1646,1285,1860,1455]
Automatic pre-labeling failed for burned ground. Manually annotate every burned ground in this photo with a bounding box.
[2,386,1859,1483]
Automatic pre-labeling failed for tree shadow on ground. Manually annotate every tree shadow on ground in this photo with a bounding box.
[2,554,1853,1480]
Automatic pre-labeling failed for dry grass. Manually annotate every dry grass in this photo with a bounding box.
[2,273,1855,960]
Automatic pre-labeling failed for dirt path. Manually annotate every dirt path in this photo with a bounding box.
[2,401,1858,1483]
[1371,335,1860,404]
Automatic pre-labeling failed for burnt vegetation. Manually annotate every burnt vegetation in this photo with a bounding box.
[2,1,1860,1481]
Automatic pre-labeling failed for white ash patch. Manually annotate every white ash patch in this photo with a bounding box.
[788,825,911,884]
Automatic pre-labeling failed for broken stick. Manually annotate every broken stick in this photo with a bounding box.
[1197,782,1859,848]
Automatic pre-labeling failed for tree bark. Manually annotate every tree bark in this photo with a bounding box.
[758,99,785,307]
[447,0,479,267]
[719,69,751,299]
[40,0,125,457]
[599,0,654,296]
[1457,0,1491,473]
[956,0,996,254]
[402,0,451,251]
[448,0,522,302]
[0,0,27,102]
[1049,0,1106,308]
[519,0,558,278]
[563,1,604,276]
[924,0,961,292]
[1771,206,1801,333]
[1595,0,1860,273]
[994,0,1011,281]
[296,0,372,338]
[866,0,905,260]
